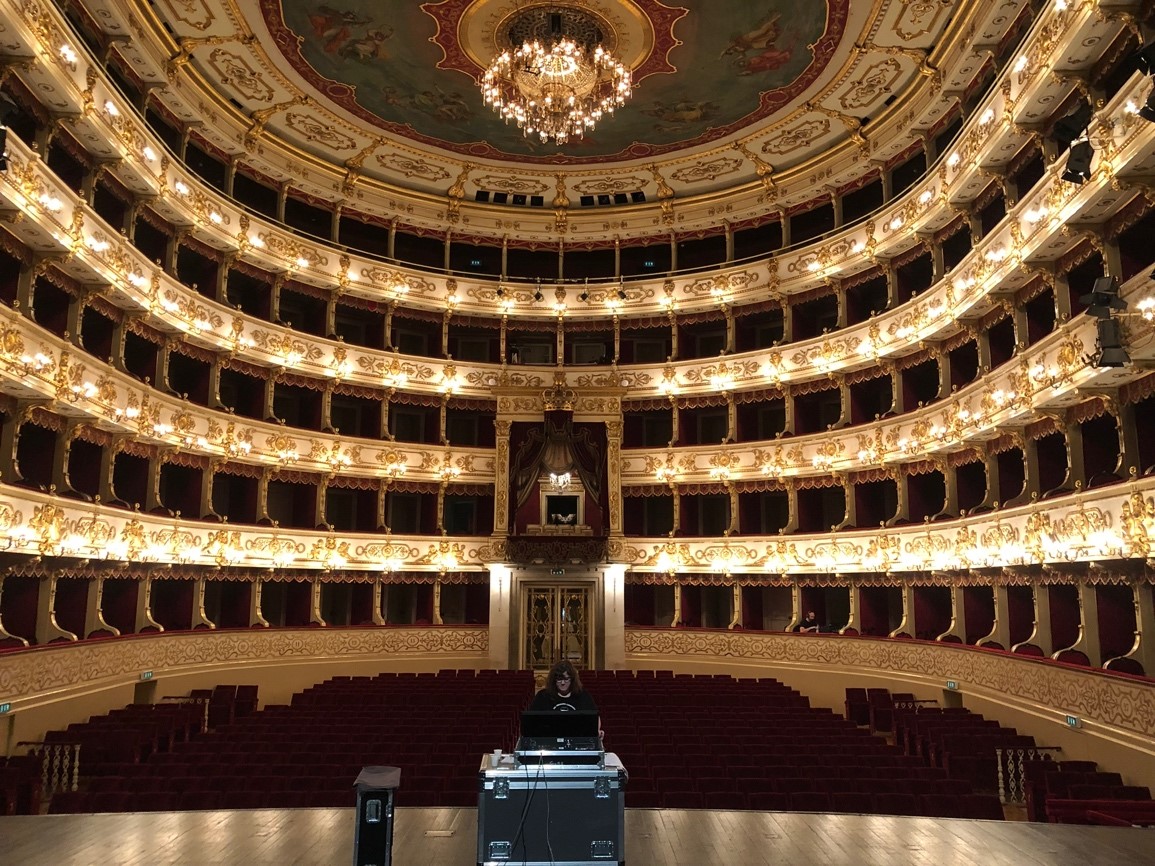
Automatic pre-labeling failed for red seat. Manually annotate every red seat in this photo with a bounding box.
[747,792,790,811]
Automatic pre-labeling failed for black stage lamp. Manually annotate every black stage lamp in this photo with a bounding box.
[533,289,543,302]
[1061,140,1094,184]
[1080,276,1126,317]
[1140,90,1155,123]
[1050,103,1093,146]
[0,127,7,172]
[616,287,627,300]
[1135,42,1155,75]
[1095,318,1129,368]
[495,286,505,298]
[578,290,589,302]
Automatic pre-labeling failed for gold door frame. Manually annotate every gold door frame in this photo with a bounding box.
[520,583,595,672]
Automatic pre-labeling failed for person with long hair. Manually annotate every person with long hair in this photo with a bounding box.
[529,660,597,713]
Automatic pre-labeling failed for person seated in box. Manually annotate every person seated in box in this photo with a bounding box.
[797,610,820,633]
[530,660,598,713]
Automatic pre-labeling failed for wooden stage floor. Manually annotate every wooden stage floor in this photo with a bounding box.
[2,806,1154,865]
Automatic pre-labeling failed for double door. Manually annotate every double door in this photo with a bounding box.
[521,584,593,671]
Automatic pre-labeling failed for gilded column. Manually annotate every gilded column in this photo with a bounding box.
[606,419,623,538]
[136,574,165,632]
[1012,584,1052,655]
[493,419,511,537]
[37,573,77,644]
[84,575,121,638]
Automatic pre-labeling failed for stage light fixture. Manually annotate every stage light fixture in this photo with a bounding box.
[1061,140,1094,184]
[1095,318,1129,368]
[1140,90,1155,123]
[578,291,589,302]
[1050,103,1093,146]
[533,289,544,302]
[1080,276,1126,317]
[616,287,627,300]
[1135,42,1155,75]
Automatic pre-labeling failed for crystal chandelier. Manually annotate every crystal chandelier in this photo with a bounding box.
[480,7,632,145]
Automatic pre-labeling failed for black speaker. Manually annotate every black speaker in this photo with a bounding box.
[353,766,401,866]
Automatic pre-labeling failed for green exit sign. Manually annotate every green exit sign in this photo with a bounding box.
[0,702,11,714]
[1066,714,1081,729]
[140,671,154,681]
[946,680,958,690]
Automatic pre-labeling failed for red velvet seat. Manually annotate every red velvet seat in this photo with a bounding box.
[789,791,831,812]
[661,791,704,809]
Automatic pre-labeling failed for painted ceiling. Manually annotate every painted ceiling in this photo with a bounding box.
[267,0,840,162]
[110,0,1002,239]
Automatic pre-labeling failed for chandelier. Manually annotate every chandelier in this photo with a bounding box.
[480,7,632,145]
[548,472,573,492]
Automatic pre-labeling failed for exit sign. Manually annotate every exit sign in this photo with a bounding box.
[0,702,10,714]
[140,671,154,681]
[946,680,958,690]
[1066,714,1081,729]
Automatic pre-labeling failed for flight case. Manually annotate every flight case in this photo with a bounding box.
[477,755,625,865]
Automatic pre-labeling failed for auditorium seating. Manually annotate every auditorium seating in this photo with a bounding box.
[39,671,1018,818]
[44,671,532,812]
[1022,757,1154,825]
[592,673,1001,819]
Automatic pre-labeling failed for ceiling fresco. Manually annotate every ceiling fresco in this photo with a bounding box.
[266,0,843,162]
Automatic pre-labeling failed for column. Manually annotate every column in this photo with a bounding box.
[250,576,270,627]
[1014,584,1052,654]
[83,575,121,638]
[606,420,623,538]
[937,585,967,642]
[488,563,512,669]
[888,582,916,638]
[493,420,511,537]
[603,564,626,668]
[979,585,1011,649]
[135,574,165,632]
[35,575,76,644]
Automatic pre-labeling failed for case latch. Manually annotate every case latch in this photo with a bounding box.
[488,840,512,859]
[493,778,510,799]
[594,778,611,799]
[591,840,615,859]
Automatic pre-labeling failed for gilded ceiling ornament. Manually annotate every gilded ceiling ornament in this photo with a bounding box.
[378,152,450,183]
[838,58,902,111]
[286,112,358,151]
[670,156,744,184]
[244,95,311,150]
[893,0,949,42]
[209,49,274,103]
[759,117,830,155]
[158,0,215,30]
[571,177,649,196]
[472,175,550,195]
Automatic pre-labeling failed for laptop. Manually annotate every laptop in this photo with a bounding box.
[515,711,603,765]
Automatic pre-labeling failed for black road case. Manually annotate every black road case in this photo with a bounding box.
[353,766,401,866]
[477,756,625,865]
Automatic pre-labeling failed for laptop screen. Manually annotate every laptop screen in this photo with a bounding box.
[519,710,600,739]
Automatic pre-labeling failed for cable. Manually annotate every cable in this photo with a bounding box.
[544,761,555,865]
[508,755,543,865]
